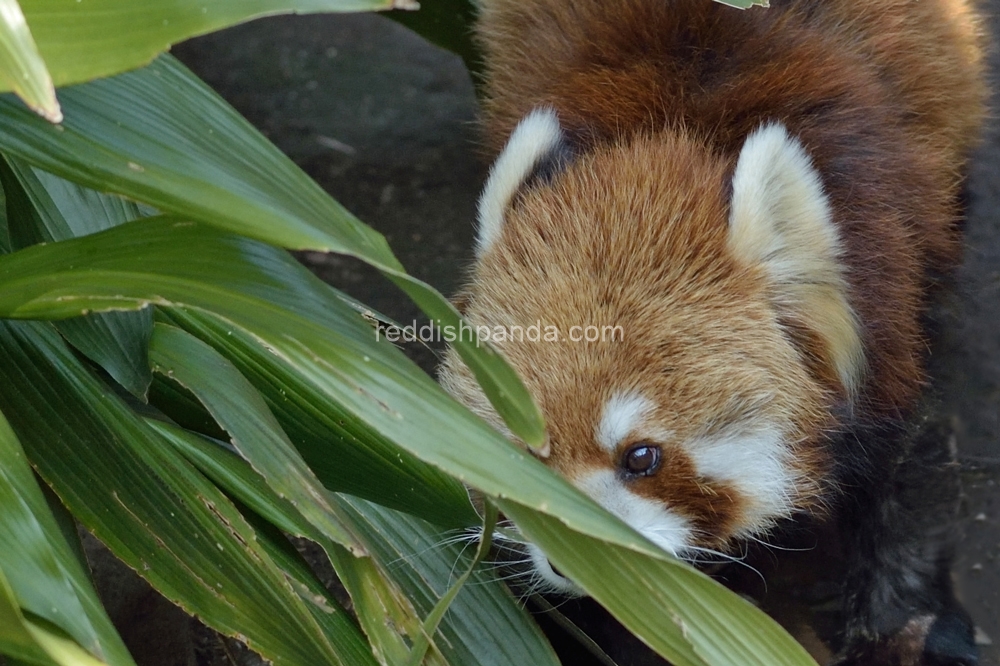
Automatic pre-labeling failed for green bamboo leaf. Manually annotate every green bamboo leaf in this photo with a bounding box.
[0,219,816,666]
[0,217,650,552]
[0,320,374,666]
[158,308,477,529]
[147,322,364,554]
[0,155,152,398]
[0,0,59,122]
[0,214,475,527]
[13,0,412,91]
[235,510,380,666]
[149,421,430,666]
[0,565,57,665]
[403,502,497,666]
[0,409,134,666]
[0,54,545,448]
[501,503,817,666]
[339,497,562,666]
[0,174,9,254]
[151,420,557,666]
[2,613,112,666]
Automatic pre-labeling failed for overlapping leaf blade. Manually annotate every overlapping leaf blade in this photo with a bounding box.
[151,420,558,666]
[157,308,478,528]
[0,155,152,398]
[0,319,375,666]
[0,216,817,666]
[0,54,545,447]
[0,567,53,665]
[0,409,134,666]
[147,322,364,554]
[502,503,818,666]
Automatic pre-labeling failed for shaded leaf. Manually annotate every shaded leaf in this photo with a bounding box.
[387,0,481,79]
[153,421,558,666]
[0,409,134,665]
[148,420,427,666]
[148,322,364,554]
[0,320,374,666]
[0,155,152,398]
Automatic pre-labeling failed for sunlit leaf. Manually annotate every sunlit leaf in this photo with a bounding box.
[14,0,411,91]
[0,54,545,447]
[0,0,59,122]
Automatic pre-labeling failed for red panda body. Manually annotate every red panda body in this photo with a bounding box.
[437,1,987,663]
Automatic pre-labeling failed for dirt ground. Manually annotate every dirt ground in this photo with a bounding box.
[86,5,1000,665]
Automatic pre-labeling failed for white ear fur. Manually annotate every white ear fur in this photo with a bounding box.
[728,122,864,397]
[476,107,563,258]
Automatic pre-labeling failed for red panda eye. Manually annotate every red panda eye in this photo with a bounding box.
[622,443,661,476]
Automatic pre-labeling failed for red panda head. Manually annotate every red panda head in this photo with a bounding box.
[439,108,864,593]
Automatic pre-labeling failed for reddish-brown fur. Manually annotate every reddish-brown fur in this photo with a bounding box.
[475,0,986,416]
[441,0,985,590]
[439,1,988,657]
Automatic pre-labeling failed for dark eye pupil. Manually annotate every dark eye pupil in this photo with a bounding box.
[624,444,660,475]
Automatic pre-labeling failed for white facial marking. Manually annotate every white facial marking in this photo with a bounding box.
[476,107,563,258]
[525,469,692,596]
[574,469,692,556]
[596,392,654,453]
[688,427,796,534]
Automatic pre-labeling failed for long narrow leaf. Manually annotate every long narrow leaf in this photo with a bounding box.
[152,421,558,666]
[0,155,152,398]
[158,308,477,529]
[0,320,374,666]
[0,567,54,665]
[501,503,817,666]
[148,421,438,666]
[148,322,364,554]
[14,0,409,91]
[0,0,59,122]
[0,54,545,447]
[0,409,134,665]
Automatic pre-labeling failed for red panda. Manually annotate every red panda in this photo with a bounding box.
[437,0,988,663]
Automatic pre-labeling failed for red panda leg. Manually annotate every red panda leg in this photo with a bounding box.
[834,415,977,666]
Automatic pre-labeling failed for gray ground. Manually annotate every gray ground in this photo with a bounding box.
[78,6,1000,665]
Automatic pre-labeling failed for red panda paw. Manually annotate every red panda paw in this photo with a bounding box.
[834,612,978,666]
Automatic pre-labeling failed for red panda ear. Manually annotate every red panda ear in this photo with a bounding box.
[727,122,864,397]
[476,107,572,258]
